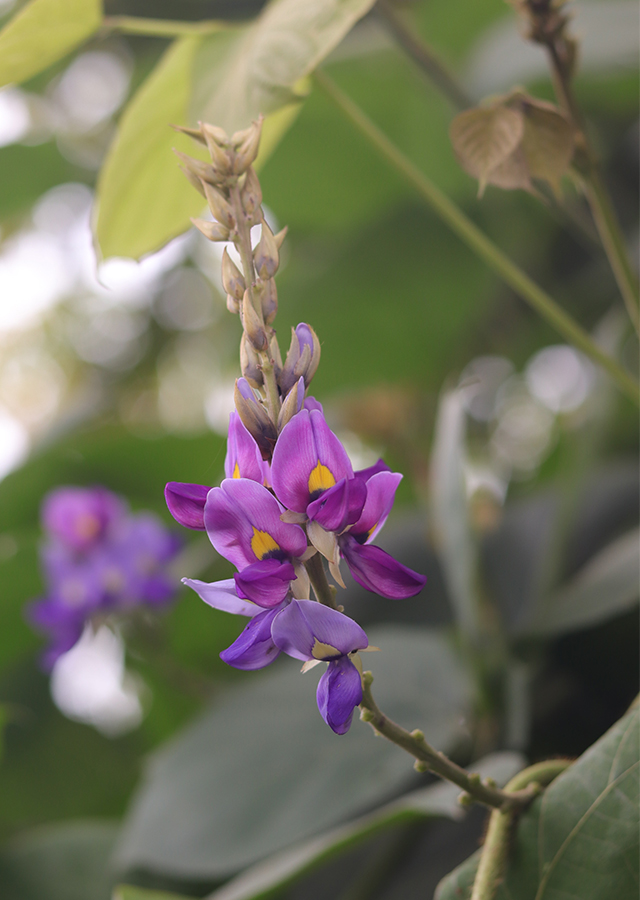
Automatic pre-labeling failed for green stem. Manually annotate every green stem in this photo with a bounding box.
[375,0,471,110]
[304,552,337,609]
[360,672,539,812]
[470,760,571,900]
[102,15,225,37]
[314,70,640,407]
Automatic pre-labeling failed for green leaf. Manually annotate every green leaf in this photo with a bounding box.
[114,626,473,879]
[114,887,192,900]
[94,35,210,260]
[0,820,119,900]
[96,0,377,259]
[436,706,640,900]
[202,753,525,900]
[0,0,102,89]
[524,527,640,638]
[429,389,480,641]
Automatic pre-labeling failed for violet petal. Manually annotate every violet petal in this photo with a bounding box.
[165,482,210,530]
[340,535,426,599]
[317,656,363,734]
[234,558,295,608]
[351,471,402,543]
[272,598,368,661]
[220,606,282,670]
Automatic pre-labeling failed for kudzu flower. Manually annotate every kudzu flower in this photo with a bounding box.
[27,486,181,669]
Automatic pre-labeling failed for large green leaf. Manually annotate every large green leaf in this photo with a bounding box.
[436,706,640,900]
[0,0,102,88]
[95,0,377,259]
[114,626,473,879]
[114,887,192,900]
[0,819,118,900]
[202,752,524,900]
[524,527,640,638]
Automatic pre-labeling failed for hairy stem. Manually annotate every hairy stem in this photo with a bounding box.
[360,672,540,812]
[375,0,471,110]
[314,70,640,407]
[470,760,571,900]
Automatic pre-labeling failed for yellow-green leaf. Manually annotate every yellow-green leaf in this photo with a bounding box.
[0,0,102,88]
[94,36,211,261]
[450,105,524,196]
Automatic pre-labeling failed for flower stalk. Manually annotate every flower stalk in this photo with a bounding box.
[314,69,640,407]
[359,670,542,812]
[469,759,572,900]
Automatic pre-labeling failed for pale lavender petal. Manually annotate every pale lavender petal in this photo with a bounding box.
[351,471,402,543]
[304,396,323,414]
[165,482,210,530]
[183,577,262,617]
[352,458,391,484]
[220,607,282,670]
[272,599,368,661]
[340,535,426,599]
[271,409,353,512]
[307,477,366,533]
[234,559,295,608]
[204,479,307,570]
[317,657,363,734]
[224,412,269,484]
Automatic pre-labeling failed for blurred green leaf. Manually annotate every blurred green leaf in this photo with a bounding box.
[203,752,524,900]
[114,886,192,900]
[429,389,480,641]
[0,142,90,218]
[436,706,640,899]
[114,626,473,879]
[524,527,640,638]
[95,35,211,260]
[0,0,102,89]
[0,819,118,900]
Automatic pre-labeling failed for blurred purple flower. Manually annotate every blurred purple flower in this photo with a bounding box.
[27,486,181,669]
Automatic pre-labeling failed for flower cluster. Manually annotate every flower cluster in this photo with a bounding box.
[28,486,181,670]
[166,118,426,735]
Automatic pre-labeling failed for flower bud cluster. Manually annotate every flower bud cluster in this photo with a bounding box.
[27,486,181,669]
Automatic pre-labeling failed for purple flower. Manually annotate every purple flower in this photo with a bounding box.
[224,411,270,485]
[339,471,426,599]
[165,482,211,530]
[42,486,125,552]
[28,486,181,669]
[271,409,358,533]
[272,600,369,734]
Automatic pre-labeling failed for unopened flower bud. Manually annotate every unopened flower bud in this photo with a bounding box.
[255,277,278,325]
[241,290,267,351]
[226,294,240,314]
[170,123,207,146]
[240,167,262,219]
[203,182,234,229]
[254,220,279,279]
[280,323,321,394]
[231,117,263,175]
[277,376,305,431]
[240,332,263,386]
[177,165,206,197]
[191,218,230,242]
[273,226,288,250]
[201,122,234,175]
[222,248,245,301]
[173,150,221,187]
[269,332,283,375]
[234,377,277,458]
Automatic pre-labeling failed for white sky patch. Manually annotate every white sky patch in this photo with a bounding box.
[0,407,29,479]
[0,87,31,147]
[205,379,236,435]
[50,51,132,133]
[50,624,145,737]
[525,345,596,414]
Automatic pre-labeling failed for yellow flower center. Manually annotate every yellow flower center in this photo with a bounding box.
[308,461,336,495]
[250,527,280,560]
[311,638,341,660]
[232,462,241,479]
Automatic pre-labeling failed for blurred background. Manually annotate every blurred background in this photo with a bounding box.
[0,0,637,897]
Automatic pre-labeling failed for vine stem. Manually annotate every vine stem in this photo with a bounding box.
[228,183,281,424]
[360,672,538,812]
[375,0,472,110]
[314,70,640,407]
[470,759,571,900]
